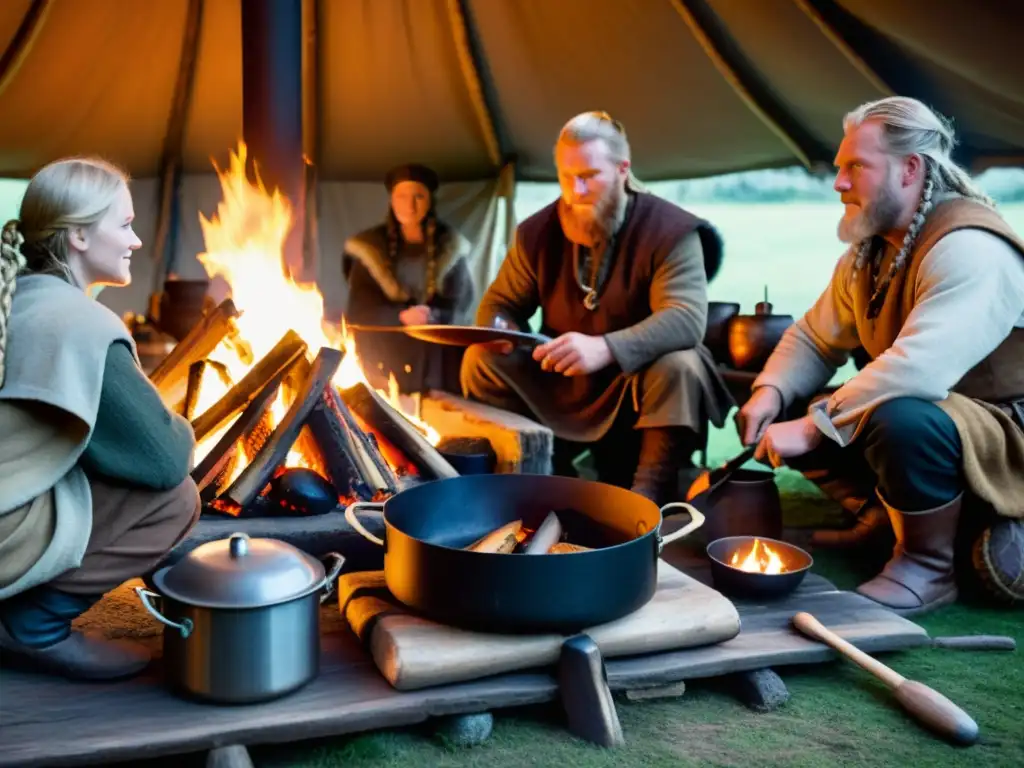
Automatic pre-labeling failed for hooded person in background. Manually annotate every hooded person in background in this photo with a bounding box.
[737,96,1024,615]
[461,112,733,506]
[0,157,200,681]
[342,163,475,394]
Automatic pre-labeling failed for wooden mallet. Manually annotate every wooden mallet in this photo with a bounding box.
[792,612,979,746]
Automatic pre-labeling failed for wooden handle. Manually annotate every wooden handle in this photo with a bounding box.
[793,612,979,746]
[894,680,979,746]
[792,612,904,689]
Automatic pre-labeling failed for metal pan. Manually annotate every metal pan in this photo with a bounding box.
[344,324,551,349]
[344,474,705,634]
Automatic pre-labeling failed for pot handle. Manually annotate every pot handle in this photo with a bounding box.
[657,502,706,551]
[134,586,193,639]
[344,501,386,547]
[318,552,346,605]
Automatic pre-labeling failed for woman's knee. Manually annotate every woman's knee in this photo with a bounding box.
[155,477,201,551]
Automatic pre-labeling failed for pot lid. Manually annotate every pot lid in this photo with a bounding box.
[152,532,326,609]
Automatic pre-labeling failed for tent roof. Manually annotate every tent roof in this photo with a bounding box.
[1,0,1022,183]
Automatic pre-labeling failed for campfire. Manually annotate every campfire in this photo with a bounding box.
[149,142,457,518]
[729,538,790,575]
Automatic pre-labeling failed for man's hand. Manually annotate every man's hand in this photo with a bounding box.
[533,332,613,376]
[735,386,783,446]
[754,415,823,468]
[399,305,432,326]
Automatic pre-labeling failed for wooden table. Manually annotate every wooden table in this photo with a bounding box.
[0,555,929,768]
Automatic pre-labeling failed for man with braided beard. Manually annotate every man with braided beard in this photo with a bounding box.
[461,111,734,505]
[737,96,1024,615]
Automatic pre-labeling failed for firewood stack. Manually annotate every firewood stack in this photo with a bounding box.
[149,299,458,517]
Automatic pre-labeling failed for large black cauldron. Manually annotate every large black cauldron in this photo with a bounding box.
[345,474,704,634]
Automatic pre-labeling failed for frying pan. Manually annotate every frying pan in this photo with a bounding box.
[345,324,551,349]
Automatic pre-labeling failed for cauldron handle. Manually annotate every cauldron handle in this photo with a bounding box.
[656,503,706,551]
[344,501,385,546]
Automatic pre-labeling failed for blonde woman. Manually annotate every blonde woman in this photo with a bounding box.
[0,157,200,680]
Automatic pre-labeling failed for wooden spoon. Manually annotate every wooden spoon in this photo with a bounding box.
[792,612,979,746]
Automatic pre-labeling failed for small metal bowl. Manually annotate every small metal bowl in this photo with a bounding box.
[706,535,813,599]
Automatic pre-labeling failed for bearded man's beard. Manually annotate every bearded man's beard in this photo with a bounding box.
[837,172,903,244]
[560,183,627,246]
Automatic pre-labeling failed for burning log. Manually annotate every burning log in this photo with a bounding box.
[182,361,206,420]
[190,366,289,504]
[181,359,231,420]
[308,385,398,501]
[339,382,459,480]
[467,521,522,553]
[191,330,307,442]
[222,347,342,510]
[149,298,241,405]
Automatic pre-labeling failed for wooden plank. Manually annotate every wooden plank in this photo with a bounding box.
[0,560,930,768]
[603,588,930,690]
[0,630,558,768]
[337,561,742,691]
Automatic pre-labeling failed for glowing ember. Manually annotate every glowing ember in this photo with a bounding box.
[188,141,439,475]
[729,538,788,575]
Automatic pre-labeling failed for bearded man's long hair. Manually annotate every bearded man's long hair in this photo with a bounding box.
[844,97,995,318]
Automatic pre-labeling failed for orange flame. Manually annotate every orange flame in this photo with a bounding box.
[189,141,439,475]
[729,538,788,574]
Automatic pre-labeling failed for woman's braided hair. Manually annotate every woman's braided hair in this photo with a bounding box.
[844,97,995,318]
[385,205,451,303]
[0,156,128,388]
[0,221,27,387]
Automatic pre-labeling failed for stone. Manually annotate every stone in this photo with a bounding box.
[729,667,790,712]
[433,712,494,746]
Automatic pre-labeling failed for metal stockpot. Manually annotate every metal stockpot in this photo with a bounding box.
[135,532,344,705]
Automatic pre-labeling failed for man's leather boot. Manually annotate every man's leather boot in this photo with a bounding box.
[856,493,962,616]
[0,584,151,681]
[630,427,699,507]
[973,518,1024,605]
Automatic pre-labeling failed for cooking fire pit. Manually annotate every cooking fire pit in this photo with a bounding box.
[706,535,813,599]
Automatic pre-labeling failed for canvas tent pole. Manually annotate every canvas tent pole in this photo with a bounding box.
[668,0,833,170]
[241,0,308,283]
[0,0,52,101]
[150,0,204,297]
[446,0,505,169]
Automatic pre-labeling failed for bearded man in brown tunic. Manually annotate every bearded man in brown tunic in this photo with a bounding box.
[460,112,734,506]
[738,97,1024,615]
